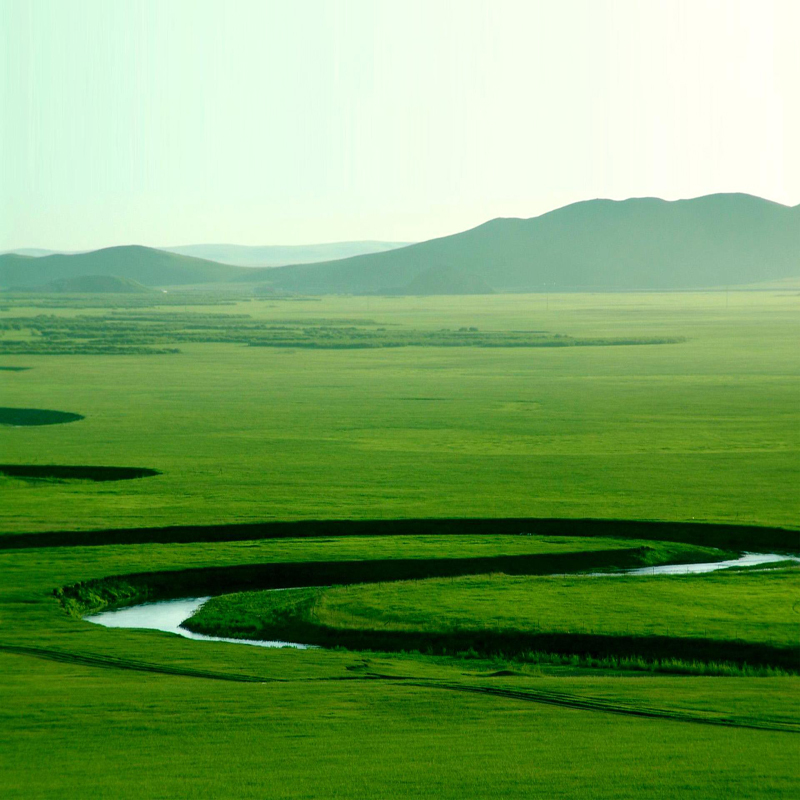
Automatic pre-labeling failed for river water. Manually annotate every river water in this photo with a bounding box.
[85,551,798,649]
[598,551,800,576]
[85,595,313,649]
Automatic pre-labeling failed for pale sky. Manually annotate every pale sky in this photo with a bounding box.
[1,0,798,250]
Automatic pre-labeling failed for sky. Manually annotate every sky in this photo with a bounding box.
[1,0,798,250]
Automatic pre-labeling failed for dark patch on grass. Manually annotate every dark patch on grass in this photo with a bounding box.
[0,464,160,482]
[0,366,31,371]
[6,516,798,551]
[284,626,800,674]
[54,547,694,616]
[0,407,84,426]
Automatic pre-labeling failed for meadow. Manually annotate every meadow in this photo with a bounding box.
[1,290,799,798]
[1,290,799,534]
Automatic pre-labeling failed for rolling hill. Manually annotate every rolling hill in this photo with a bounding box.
[0,246,248,289]
[163,241,412,267]
[258,194,800,294]
[3,195,798,294]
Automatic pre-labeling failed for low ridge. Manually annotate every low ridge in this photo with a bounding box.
[0,245,249,289]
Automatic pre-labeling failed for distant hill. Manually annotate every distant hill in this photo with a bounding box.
[0,246,248,289]
[163,241,413,267]
[4,195,798,294]
[257,194,800,294]
[29,274,157,294]
[0,248,77,258]
[384,264,495,295]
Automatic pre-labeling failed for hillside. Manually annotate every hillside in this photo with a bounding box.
[30,275,157,294]
[163,241,412,267]
[258,194,800,294]
[0,246,248,289]
[384,264,495,295]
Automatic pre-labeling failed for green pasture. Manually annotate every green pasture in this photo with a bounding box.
[305,569,800,647]
[3,649,799,800]
[1,290,799,534]
[1,290,799,798]
[2,532,800,798]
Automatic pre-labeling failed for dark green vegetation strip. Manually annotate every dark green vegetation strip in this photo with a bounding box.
[5,516,797,550]
[56,546,686,616]
[0,365,30,371]
[0,465,160,483]
[0,406,84,426]
[0,310,684,354]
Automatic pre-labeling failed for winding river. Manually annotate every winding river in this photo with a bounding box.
[86,595,314,649]
[85,551,799,650]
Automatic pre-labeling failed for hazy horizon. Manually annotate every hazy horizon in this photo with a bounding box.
[2,0,799,251]
[4,190,798,254]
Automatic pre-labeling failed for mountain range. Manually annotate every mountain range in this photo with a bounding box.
[2,194,798,294]
[260,194,800,293]
[0,241,412,268]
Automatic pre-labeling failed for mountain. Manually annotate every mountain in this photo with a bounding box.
[163,241,413,267]
[0,246,248,289]
[28,275,157,294]
[257,194,800,294]
[383,264,495,295]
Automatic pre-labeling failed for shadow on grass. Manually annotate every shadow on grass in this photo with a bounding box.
[6,516,799,551]
[0,407,84,426]
[0,465,160,483]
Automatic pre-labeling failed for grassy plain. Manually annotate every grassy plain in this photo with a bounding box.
[303,569,800,648]
[2,534,799,798]
[1,291,799,534]
[3,650,800,800]
[1,290,799,798]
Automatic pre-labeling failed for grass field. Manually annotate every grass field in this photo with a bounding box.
[2,531,799,797]
[1,290,799,798]
[2,291,799,534]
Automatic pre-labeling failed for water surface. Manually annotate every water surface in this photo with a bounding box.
[86,596,312,649]
[615,552,799,576]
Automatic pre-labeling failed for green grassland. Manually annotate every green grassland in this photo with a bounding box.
[2,532,800,798]
[1,291,799,534]
[307,569,800,648]
[1,290,799,798]
[4,650,799,800]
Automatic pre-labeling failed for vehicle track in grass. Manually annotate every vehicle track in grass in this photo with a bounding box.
[2,644,797,734]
